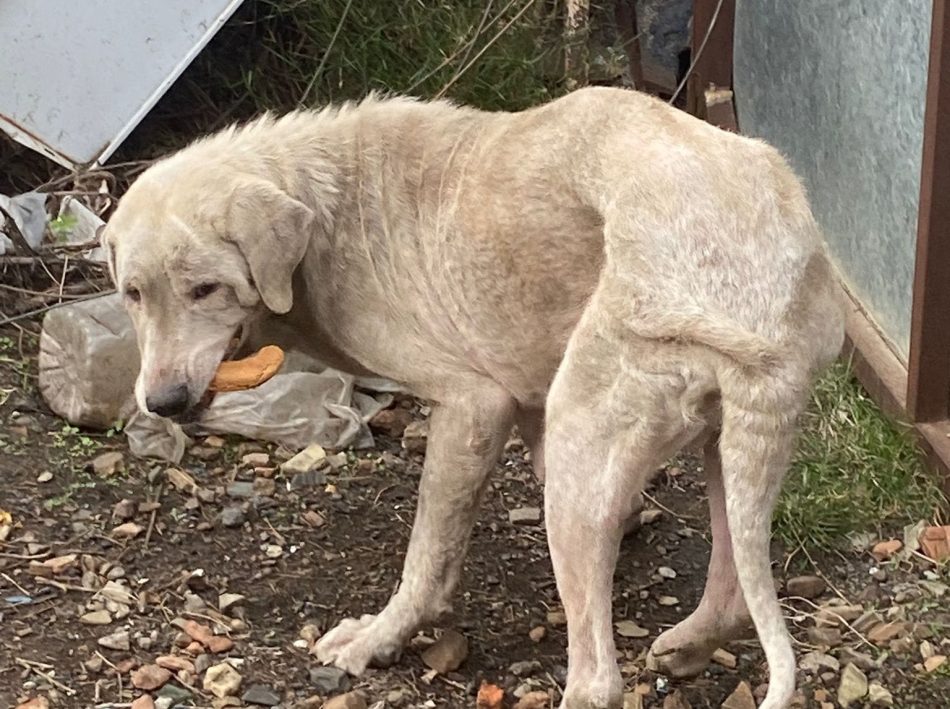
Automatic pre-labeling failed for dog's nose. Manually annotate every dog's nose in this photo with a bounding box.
[145,384,190,418]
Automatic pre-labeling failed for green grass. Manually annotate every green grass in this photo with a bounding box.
[775,361,948,550]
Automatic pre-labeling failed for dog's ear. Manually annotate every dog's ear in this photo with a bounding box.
[224,178,315,314]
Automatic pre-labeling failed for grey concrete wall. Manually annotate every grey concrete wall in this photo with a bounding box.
[734,0,932,360]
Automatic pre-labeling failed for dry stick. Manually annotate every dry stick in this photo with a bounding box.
[641,491,701,522]
[436,0,540,99]
[143,484,163,550]
[298,0,355,107]
[33,576,99,593]
[1,571,30,596]
[15,657,77,696]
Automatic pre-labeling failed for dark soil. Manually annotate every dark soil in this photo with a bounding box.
[1,330,948,709]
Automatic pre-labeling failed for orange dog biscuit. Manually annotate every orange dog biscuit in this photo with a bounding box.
[209,345,285,392]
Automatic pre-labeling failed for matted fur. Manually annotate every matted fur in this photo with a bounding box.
[103,87,844,709]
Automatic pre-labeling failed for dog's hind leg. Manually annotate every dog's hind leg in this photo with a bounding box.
[545,340,702,709]
[316,378,516,675]
[647,435,752,676]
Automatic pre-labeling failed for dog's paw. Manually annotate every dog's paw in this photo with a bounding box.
[559,675,623,709]
[315,614,403,675]
[645,629,713,678]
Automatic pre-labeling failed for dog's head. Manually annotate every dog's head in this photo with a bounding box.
[101,156,316,420]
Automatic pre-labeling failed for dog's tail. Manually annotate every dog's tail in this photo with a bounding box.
[716,367,806,709]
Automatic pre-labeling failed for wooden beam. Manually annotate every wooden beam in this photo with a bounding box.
[908,0,950,422]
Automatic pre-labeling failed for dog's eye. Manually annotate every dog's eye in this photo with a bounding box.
[125,287,141,303]
[192,283,220,300]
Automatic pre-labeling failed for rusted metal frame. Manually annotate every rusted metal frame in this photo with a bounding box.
[907,0,950,423]
[686,0,736,119]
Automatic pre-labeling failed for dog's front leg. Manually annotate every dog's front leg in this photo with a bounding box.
[316,380,516,675]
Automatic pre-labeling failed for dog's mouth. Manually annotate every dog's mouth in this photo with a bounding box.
[167,331,244,426]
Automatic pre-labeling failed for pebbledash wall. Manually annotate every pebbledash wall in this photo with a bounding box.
[733,0,933,360]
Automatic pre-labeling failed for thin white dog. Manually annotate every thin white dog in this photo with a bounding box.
[102,87,844,709]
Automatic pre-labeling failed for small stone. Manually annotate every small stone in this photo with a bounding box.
[98,630,131,651]
[80,610,113,625]
[816,603,863,626]
[370,408,414,437]
[919,525,950,561]
[113,498,139,522]
[786,575,827,599]
[207,636,235,653]
[711,648,737,669]
[836,647,877,671]
[174,618,215,646]
[920,639,936,660]
[616,620,649,638]
[806,627,842,647]
[242,684,281,706]
[92,451,124,476]
[401,420,429,453]
[220,507,245,528]
[547,610,567,626]
[132,664,172,690]
[662,690,690,709]
[421,629,468,673]
[308,666,349,694]
[112,522,143,539]
[15,699,50,709]
[227,481,255,499]
[924,655,947,672]
[513,691,550,709]
[509,507,541,525]
[327,452,348,469]
[867,682,893,706]
[189,445,221,461]
[37,471,53,483]
[509,660,541,677]
[639,509,663,525]
[799,651,840,674]
[253,477,276,497]
[322,692,367,709]
[657,566,677,579]
[242,452,270,467]
[282,444,327,476]
[156,655,196,673]
[871,539,903,561]
[721,681,756,709]
[301,510,326,528]
[868,621,906,645]
[218,593,247,613]
[205,435,226,448]
[166,467,198,493]
[131,696,156,709]
[837,664,868,707]
[657,595,679,607]
[529,625,546,642]
[183,593,207,614]
[203,662,243,698]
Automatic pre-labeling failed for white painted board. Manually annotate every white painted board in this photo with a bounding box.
[0,0,245,169]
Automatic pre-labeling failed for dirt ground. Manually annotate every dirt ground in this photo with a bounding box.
[1,331,949,709]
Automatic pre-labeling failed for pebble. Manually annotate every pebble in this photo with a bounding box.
[80,610,113,625]
[111,522,143,539]
[799,651,839,674]
[837,647,877,671]
[98,630,130,651]
[806,627,842,647]
[203,662,243,698]
[308,666,350,694]
[92,451,125,476]
[616,620,650,638]
[242,452,270,467]
[421,629,469,673]
[529,625,546,642]
[218,593,247,613]
[657,566,677,579]
[639,509,663,525]
[242,684,281,706]
[131,696,156,709]
[711,648,737,669]
[547,610,567,626]
[867,621,906,645]
[36,471,53,483]
[323,692,368,709]
[131,664,172,690]
[786,575,827,599]
[871,539,903,561]
[657,595,679,607]
[509,660,541,677]
[227,481,255,499]
[220,507,246,528]
[924,654,947,672]
[513,691,550,709]
[282,444,327,475]
[401,420,429,453]
[721,680,756,709]
[291,469,328,490]
[509,507,542,525]
[837,663,868,708]
[867,682,894,706]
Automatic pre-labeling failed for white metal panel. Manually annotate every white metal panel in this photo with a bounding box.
[0,0,245,169]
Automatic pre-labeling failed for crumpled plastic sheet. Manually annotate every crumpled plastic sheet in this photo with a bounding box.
[0,191,47,254]
[124,370,394,463]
